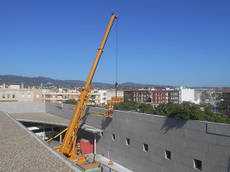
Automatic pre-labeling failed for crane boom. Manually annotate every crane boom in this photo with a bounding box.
[59,14,117,158]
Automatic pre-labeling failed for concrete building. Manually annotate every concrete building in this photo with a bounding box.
[0,88,42,102]
[106,89,124,101]
[0,102,229,172]
[124,89,180,105]
[0,83,5,88]
[42,88,124,105]
[98,90,107,105]
[89,89,124,106]
[89,89,101,105]
[42,90,81,104]
[124,87,202,105]
[8,84,20,89]
[179,86,196,104]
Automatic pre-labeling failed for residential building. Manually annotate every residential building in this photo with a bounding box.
[42,89,81,104]
[124,89,180,105]
[0,88,42,102]
[8,84,20,89]
[179,86,199,104]
[89,89,124,106]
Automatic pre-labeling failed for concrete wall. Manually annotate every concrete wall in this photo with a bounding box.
[45,103,73,120]
[83,107,230,172]
[0,102,46,113]
[0,102,229,172]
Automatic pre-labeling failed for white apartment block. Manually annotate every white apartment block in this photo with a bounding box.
[8,84,20,89]
[106,90,124,101]
[179,86,199,104]
[89,89,124,105]
[98,90,107,105]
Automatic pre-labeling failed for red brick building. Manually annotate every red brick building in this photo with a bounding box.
[124,89,180,105]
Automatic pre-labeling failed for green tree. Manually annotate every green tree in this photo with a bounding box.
[138,103,154,114]
[114,101,230,124]
[114,101,138,111]
[63,99,77,105]
[217,93,230,114]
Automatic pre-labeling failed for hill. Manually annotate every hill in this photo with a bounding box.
[0,75,166,89]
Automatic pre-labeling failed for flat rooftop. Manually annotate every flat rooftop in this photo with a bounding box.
[10,112,70,127]
[0,111,80,172]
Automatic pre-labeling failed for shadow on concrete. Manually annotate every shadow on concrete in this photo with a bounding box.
[81,107,113,130]
[101,117,113,130]
[56,104,63,109]
[161,117,187,134]
[79,107,113,143]
[205,123,230,137]
[81,107,90,125]
[228,157,230,172]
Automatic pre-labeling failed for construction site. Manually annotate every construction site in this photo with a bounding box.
[0,14,230,172]
[1,101,230,172]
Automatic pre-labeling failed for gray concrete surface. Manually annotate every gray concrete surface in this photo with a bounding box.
[0,102,46,113]
[43,104,230,172]
[89,108,230,172]
[10,112,69,127]
[45,103,73,120]
[0,111,81,172]
[86,154,133,172]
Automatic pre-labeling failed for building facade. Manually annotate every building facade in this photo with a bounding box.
[42,89,81,104]
[89,89,124,106]
[179,87,196,104]
[124,89,180,105]
[0,88,42,102]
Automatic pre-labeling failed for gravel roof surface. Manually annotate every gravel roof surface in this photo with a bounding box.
[10,112,69,127]
[0,111,80,172]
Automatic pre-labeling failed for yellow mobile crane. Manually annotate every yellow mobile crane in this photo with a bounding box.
[57,14,117,164]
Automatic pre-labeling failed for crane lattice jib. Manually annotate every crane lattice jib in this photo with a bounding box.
[59,14,117,157]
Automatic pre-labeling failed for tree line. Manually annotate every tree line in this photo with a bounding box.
[114,101,230,124]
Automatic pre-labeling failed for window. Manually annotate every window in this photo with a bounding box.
[143,143,148,152]
[165,150,171,160]
[193,159,202,171]
[2,94,5,98]
[7,94,10,98]
[126,138,130,145]
[112,134,115,141]
[12,94,15,98]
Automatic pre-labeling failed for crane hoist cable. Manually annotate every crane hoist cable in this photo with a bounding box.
[115,17,119,98]
[107,16,119,166]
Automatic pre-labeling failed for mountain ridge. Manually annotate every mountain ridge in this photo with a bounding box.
[0,74,165,88]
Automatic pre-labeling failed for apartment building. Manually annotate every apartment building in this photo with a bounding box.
[0,88,42,102]
[42,89,81,104]
[89,89,124,106]
[179,86,198,104]
[124,89,180,105]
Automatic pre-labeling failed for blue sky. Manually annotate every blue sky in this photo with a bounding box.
[0,0,230,87]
